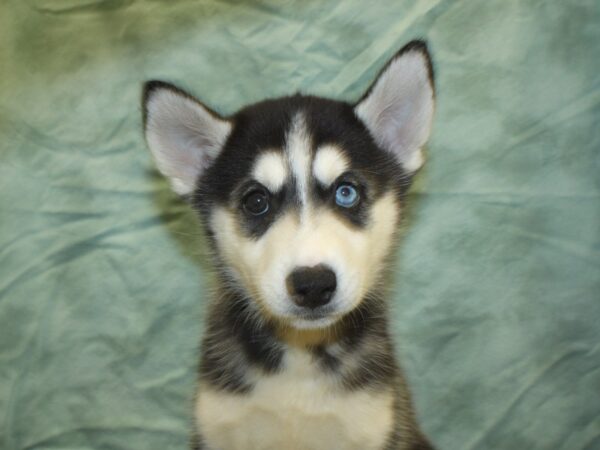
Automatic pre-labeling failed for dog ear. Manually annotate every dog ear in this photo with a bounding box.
[354,40,435,174]
[142,81,232,195]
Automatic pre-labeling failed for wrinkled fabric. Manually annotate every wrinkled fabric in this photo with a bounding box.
[1,1,599,449]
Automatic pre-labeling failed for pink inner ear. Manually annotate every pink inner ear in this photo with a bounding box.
[355,50,434,173]
[145,88,231,195]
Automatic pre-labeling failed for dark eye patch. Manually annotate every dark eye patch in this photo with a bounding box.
[235,180,289,239]
[315,171,370,228]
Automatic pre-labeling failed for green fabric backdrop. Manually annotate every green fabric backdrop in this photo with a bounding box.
[1,1,599,449]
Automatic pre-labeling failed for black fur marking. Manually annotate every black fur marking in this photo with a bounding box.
[235,181,291,239]
[198,334,252,394]
[343,341,397,390]
[199,288,284,394]
[311,344,341,373]
[335,296,399,390]
[195,99,295,211]
[410,441,436,450]
[233,311,283,374]
[384,425,436,450]
[190,432,206,450]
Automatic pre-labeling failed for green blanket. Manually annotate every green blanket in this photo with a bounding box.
[1,1,598,449]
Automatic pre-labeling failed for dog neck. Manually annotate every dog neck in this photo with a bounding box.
[199,283,397,393]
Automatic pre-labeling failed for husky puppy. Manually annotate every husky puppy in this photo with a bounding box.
[142,40,436,450]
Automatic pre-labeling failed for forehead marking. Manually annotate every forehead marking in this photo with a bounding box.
[285,113,312,218]
[252,151,288,192]
[313,145,349,186]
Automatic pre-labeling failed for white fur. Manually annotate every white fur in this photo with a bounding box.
[312,145,349,186]
[286,114,312,217]
[196,348,394,450]
[355,49,434,173]
[210,193,399,328]
[253,152,288,192]
[145,88,231,195]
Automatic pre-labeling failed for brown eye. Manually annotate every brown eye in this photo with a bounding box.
[243,190,270,216]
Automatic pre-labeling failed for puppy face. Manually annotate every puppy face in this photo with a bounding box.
[143,41,435,330]
[201,105,404,329]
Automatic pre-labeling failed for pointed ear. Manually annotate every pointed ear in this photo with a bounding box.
[354,40,435,173]
[142,81,232,196]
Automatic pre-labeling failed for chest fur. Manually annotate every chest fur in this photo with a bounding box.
[196,349,395,450]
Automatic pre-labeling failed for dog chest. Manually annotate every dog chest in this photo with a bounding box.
[196,348,394,450]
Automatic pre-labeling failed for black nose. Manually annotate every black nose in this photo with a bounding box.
[286,265,337,309]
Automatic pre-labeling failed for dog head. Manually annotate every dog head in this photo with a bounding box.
[143,41,435,330]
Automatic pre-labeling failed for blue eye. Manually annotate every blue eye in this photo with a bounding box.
[335,184,359,208]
